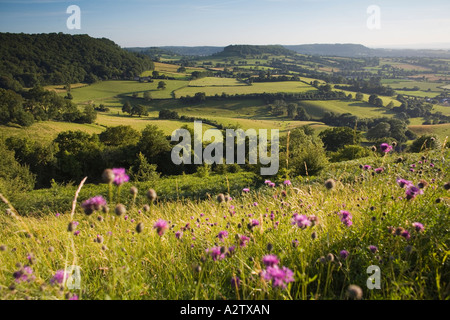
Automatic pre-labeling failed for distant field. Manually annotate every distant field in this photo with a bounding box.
[175,81,317,97]
[298,100,394,119]
[0,121,104,142]
[380,59,432,71]
[45,83,88,93]
[70,80,189,103]
[408,123,450,142]
[188,77,246,87]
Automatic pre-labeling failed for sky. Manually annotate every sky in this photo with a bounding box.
[0,0,450,49]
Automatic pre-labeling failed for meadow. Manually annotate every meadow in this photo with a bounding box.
[0,149,449,300]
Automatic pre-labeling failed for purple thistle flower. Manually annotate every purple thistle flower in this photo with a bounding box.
[206,247,225,261]
[50,269,69,285]
[374,167,384,174]
[68,295,79,300]
[338,210,353,227]
[380,143,393,153]
[153,219,169,236]
[292,214,311,229]
[55,213,61,217]
[363,165,372,170]
[81,196,107,215]
[112,168,129,186]
[13,266,35,283]
[269,182,276,188]
[253,202,258,207]
[397,178,414,188]
[263,266,295,289]
[262,254,279,267]
[242,188,250,193]
[239,235,250,247]
[175,231,183,239]
[217,230,229,241]
[283,180,292,186]
[401,230,411,240]
[340,250,349,260]
[412,222,424,232]
[405,186,424,200]
[251,219,260,227]
[74,230,80,236]
[369,245,378,253]
[264,180,272,185]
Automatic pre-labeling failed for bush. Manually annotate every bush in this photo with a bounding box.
[330,145,371,162]
[409,135,442,153]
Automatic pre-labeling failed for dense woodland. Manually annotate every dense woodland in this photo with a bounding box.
[0,33,154,87]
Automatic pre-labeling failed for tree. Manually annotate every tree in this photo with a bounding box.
[157,81,167,90]
[99,125,141,147]
[295,106,310,121]
[368,94,378,105]
[355,92,364,101]
[366,122,391,140]
[138,125,171,162]
[130,152,160,182]
[409,135,441,153]
[143,91,152,101]
[374,97,384,107]
[287,103,297,118]
[177,67,186,73]
[131,104,146,117]
[319,127,362,152]
[122,101,132,115]
[152,71,160,78]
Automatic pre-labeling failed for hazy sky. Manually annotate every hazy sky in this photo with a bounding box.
[1,0,449,48]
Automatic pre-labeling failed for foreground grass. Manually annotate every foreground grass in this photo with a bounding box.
[0,150,449,300]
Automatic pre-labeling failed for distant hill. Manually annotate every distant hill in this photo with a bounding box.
[127,46,224,57]
[0,33,154,88]
[213,45,295,57]
[284,43,450,58]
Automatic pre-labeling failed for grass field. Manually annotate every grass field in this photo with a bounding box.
[1,150,449,300]
[188,77,246,87]
[298,100,395,119]
[408,123,450,142]
[175,81,317,97]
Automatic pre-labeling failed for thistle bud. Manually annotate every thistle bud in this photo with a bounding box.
[147,189,157,202]
[115,204,126,216]
[102,169,115,184]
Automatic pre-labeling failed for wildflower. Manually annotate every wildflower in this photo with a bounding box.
[292,214,311,229]
[217,193,225,204]
[251,219,260,227]
[269,182,276,188]
[146,189,157,202]
[363,165,372,170]
[130,186,138,196]
[397,178,413,188]
[153,219,168,236]
[401,230,411,240]
[263,266,294,289]
[283,180,291,186]
[242,188,250,193]
[217,230,229,241]
[112,168,129,186]
[50,269,69,285]
[253,202,258,207]
[380,143,393,153]
[292,239,299,247]
[81,196,107,215]
[338,210,353,227]
[405,186,424,200]
[136,222,144,234]
[374,167,384,174]
[55,213,61,217]
[13,266,35,283]
[369,245,378,253]
[175,231,183,239]
[412,222,424,232]
[324,179,336,190]
[346,285,363,300]
[102,169,115,184]
[114,204,127,216]
[239,235,250,247]
[340,250,349,260]
[206,247,225,261]
[264,180,272,185]
[74,230,80,236]
[262,254,279,267]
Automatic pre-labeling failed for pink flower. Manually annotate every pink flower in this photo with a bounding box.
[153,219,168,236]
[112,168,129,186]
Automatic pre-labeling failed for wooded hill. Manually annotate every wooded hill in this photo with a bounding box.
[0,33,154,88]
